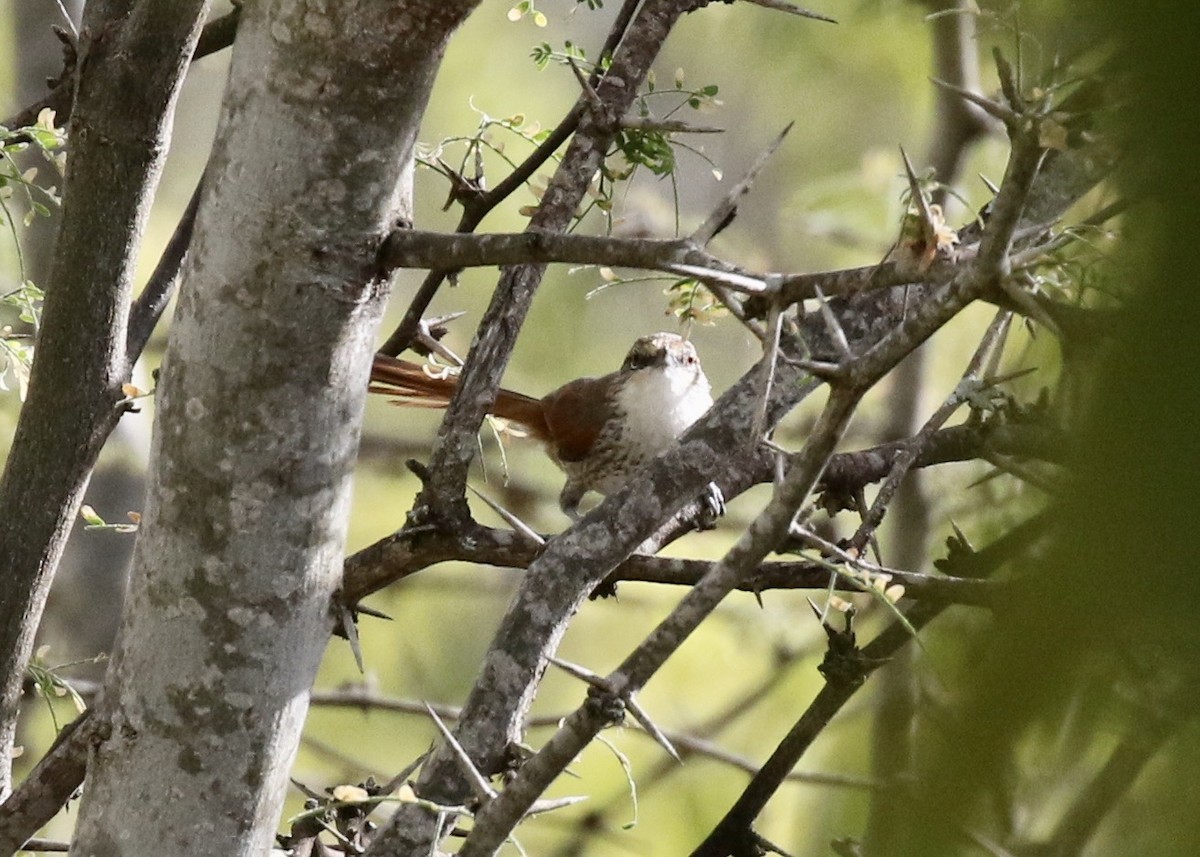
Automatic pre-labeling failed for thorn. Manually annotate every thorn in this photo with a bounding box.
[567,55,603,111]
[379,750,430,797]
[527,795,590,815]
[664,263,769,295]
[423,702,496,802]
[339,603,365,674]
[625,693,681,763]
[547,655,607,689]
[929,76,1018,126]
[812,284,852,360]
[290,777,325,801]
[692,122,793,246]
[949,519,974,552]
[898,145,939,240]
[467,484,545,547]
[738,0,837,24]
[354,604,392,623]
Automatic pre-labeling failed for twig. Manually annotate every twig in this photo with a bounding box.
[688,514,1052,856]
[692,123,793,245]
[737,0,837,24]
[376,0,646,357]
[847,309,1011,553]
[0,712,102,855]
[125,175,203,362]
[365,4,707,851]
[457,387,865,855]
[0,8,241,137]
[423,703,496,803]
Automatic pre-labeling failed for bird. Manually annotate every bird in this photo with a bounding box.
[368,332,715,519]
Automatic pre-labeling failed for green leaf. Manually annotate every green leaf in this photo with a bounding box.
[80,505,107,527]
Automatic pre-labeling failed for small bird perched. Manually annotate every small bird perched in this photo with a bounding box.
[369,332,714,518]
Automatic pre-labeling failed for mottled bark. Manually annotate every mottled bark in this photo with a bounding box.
[69,1,479,853]
[0,0,211,797]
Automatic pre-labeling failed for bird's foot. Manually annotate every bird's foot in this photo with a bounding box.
[694,481,726,530]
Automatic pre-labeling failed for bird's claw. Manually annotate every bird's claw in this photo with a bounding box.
[695,481,726,530]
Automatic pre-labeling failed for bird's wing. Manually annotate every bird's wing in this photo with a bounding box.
[539,375,612,463]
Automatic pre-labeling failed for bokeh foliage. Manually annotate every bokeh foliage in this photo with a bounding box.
[2,0,1195,853]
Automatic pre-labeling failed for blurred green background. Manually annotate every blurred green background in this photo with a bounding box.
[4,0,1196,853]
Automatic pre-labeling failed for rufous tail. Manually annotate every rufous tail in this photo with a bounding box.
[369,353,550,440]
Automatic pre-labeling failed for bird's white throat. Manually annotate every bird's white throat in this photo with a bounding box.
[614,363,713,458]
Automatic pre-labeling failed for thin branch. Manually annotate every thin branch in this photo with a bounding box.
[689,513,1052,857]
[365,3,701,852]
[0,7,240,137]
[847,309,1011,553]
[377,0,645,356]
[125,173,203,362]
[737,0,837,24]
[374,227,1118,338]
[343,420,1061,604]
[0,712,101,855]
[457,388,866,855]
[692,123,792,246]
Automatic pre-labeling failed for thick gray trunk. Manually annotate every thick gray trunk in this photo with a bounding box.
[70,2,478,853]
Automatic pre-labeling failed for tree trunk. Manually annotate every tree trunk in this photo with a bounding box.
[0,0,211,797]
[70,2,479,852]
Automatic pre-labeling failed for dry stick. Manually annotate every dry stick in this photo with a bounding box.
[0,7,241,136]
[0,711,101,855]
[377,0,643,356]
[1032,713,1179,855]
[362,4,699,854]
[687,98,1051,857]
[689,512,1051,857]
[457,387,866,857]
[125,175,203,361]
[846,308,1012,555]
